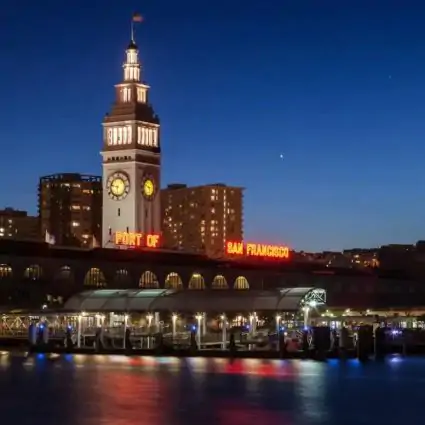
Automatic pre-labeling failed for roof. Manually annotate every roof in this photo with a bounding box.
[0,239,379,277]
[63,287,321,313]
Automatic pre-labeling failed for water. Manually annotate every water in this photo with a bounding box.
[0,353,423,425]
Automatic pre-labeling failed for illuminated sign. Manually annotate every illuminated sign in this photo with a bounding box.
[114,231,160,248]
[225,241,290,259]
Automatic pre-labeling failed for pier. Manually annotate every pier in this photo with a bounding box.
[2,287,425,359]
[0,288,327,355]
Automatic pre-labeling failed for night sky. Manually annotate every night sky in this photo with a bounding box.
[2,0,425,251]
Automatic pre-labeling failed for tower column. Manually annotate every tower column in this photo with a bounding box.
[101,30,161,249]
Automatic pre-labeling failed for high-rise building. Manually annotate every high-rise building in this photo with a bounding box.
[161,183,244,257]
[38,173,102,247]
[0,208,39,241]
[101,36,161,248]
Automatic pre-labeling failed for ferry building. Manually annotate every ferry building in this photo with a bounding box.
[0,26,424,318]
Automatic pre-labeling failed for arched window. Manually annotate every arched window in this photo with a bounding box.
[114,269,131,286]
[188,273,205,290]
[165,272,183,289]
[139,271,159,288]
[212,275,228,289]
[0,264,12,279]
[234,276,249,290]
[55,266,73,282]
[84,268,106,287]
[24,265,42,281]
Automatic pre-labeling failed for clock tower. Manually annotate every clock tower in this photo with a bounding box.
[101,36,161,248]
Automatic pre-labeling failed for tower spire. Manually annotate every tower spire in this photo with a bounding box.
[123,14,143,83]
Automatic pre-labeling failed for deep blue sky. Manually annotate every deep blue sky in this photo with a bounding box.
[1,0,425,251]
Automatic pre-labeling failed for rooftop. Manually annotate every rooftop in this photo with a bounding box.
[63,287,325,313]
[163,183,244,191]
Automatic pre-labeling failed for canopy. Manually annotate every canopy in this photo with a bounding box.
[63,287,323,313]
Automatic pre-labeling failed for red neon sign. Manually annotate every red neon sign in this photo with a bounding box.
[114,231,160,248]
[225,241,290,259]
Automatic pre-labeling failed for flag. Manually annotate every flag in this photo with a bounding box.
[45,230,55,245]
[92,236,100,248]
[132,13,143,23]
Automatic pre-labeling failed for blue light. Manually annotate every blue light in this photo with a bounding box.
[246,325,250,330]
[303,326,309,331]
[39,324,44,330]
[192,325,196,331]
[67,325,72,331]
[280,326,285,332]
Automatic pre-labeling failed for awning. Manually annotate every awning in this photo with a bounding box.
[63,287,324,313]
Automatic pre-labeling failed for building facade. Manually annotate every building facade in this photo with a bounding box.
[0,240,422,311]
[0,208,39,241]
[101,38,161,248]
[161,183,244,257]
[38,173,102,247]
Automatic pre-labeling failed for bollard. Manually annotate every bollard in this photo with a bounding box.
[65,326,73,349]
[357,325,373,362]
[125,328,132,353]
[41,325,49,346]
[312,326,330,361]
[190,330,198,353]
[402,329,407,356]
[279,333,287,358]
[229,333,236,357]
[339,326,349,360]
[374,326,386,361]
[28,323,37,349]
[155,333,164,354]
[94,327,103,353]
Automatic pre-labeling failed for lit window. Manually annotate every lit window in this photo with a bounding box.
[71,205,81,210]
[72,221,80,227]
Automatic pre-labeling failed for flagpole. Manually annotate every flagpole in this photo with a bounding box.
[131,13,143,43]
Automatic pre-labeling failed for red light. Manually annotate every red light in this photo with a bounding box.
[114,231,160,248]
[225,240,290,259]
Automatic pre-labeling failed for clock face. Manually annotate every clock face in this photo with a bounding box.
[107,172,130,200]
[142,178,155,199]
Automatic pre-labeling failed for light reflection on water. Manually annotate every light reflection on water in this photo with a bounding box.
[0,353,423,425]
